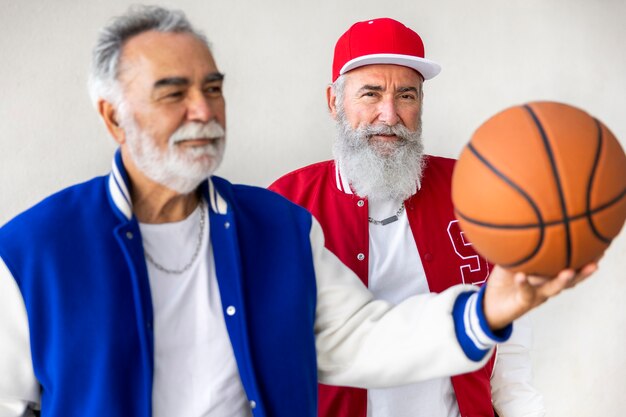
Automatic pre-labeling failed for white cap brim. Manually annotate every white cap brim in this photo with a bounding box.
[340,53,441,80]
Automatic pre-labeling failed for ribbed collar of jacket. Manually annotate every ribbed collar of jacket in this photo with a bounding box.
[107,149,228,222]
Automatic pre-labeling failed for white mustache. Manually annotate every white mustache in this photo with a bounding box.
[170,121,225,145]
[360,123,416,142]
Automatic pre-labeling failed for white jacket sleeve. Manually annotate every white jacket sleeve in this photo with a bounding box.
[491,315,545,417]
[0,258,40,417]
[309,218,505,388]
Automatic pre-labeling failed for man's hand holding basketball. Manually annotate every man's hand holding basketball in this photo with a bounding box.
[482,263,598,330]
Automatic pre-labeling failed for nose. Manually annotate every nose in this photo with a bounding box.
[186,92,215,123]
[376,96,400,126]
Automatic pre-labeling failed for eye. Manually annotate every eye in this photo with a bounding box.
[158,90,185,102]
[204,85,223,97]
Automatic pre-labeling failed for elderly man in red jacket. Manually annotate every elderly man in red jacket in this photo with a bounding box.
[271,18,545,417]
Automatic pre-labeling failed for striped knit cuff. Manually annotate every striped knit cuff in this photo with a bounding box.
[452,286,513,361]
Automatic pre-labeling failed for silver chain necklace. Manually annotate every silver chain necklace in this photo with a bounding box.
[144,199,206,275]
[368,202,405,226]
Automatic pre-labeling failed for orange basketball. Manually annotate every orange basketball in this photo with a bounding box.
[452,101,626,276]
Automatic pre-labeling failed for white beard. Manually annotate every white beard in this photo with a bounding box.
[332,110,425,202]
[120,110,225,195]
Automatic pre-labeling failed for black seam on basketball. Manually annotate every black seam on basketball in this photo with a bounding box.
[465,142,545,267]
[456,186,625,229]
[586,119,612,243]
[524,104,572,268]
[456,185,626,269]
[595,186,626,212]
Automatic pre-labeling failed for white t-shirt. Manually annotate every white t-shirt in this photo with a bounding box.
[139,202,252,417]
[367,198,460,417]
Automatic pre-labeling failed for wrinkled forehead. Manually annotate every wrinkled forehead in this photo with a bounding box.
[343,64,424,90]
[117,30,218,88]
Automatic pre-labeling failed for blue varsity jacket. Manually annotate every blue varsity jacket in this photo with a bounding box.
[0,151,319,417]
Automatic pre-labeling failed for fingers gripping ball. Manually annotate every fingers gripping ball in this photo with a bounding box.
[452,101,626,276]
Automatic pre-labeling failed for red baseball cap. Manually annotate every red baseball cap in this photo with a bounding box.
[332,18,441,82]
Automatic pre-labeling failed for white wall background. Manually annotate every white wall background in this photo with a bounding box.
[1,0,625,415]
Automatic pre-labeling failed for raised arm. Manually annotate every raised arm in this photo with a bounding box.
[309,218,597,389]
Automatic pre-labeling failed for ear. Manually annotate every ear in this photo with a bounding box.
[326,85,339,120]
[97,99,126,145]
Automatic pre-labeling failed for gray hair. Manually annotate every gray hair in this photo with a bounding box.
[330,75,347,112]
[87,5,209,106]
